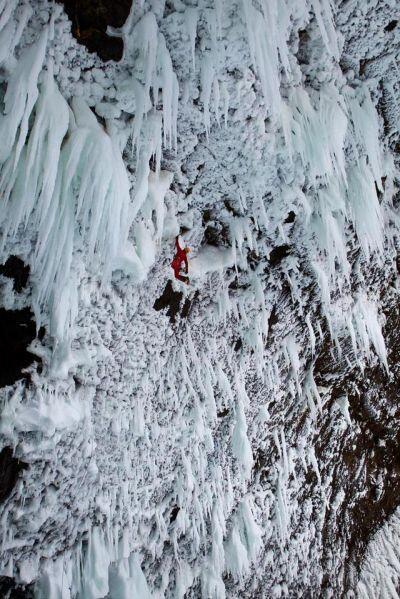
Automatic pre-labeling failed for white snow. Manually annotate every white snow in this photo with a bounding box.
[0,0,397,597]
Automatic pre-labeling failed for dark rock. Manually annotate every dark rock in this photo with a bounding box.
[0,577,33,598]
[268,245,291,266]
[56,0,132,61]
[169,505,180,524]
[203,221,230,248]
[202,210,212,225]
[217,408,229,418]
[0,448,28,504]
[284,211,296,224]
[228,277,249,291]
[234,338,242,351]
[314,295,400,593]
[204,226,221,247]
[296,29,311,65]
[253,448,267,472]
[247,250,260,271]
[0,307,38,388]
[223,199,241,217]
[268,305,278,331]
[0,256,30,293]
[384,20,397,32]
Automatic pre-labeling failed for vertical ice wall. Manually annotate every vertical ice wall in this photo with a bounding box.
[0,0,397,597]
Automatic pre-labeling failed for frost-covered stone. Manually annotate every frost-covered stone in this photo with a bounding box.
[0,0,398,597]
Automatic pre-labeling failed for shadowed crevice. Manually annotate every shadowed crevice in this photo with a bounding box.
[0,256,30,293]
[0,307,38,388]
[56,0,132,61]
[0,448,28,504]
[269,245,291,267]
[0,577,33,599]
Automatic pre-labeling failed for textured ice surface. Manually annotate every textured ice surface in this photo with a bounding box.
[0,0,398,597]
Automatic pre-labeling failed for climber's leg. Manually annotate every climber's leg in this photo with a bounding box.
[174,272,189,284]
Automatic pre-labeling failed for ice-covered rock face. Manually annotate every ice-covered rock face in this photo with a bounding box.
[0,0,399,597]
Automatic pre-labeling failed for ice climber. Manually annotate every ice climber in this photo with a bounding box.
[171,236,190,284]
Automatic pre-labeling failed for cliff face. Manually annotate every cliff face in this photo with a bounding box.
[0,1,399,597]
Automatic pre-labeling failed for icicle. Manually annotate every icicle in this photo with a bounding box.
[347,158,384,259]
[147,169,174,241]
[0,64,69,244]
[303,367,322,419]
[206,9,219,55]
[0,67,142,355]
[113,553,152,599]
[312,189,350,286]
[347,86,383,190]
[128,12,158,101]
[308,446,321,486]
[213,77,220,126]
[335,395,352,427]
[132,112,162,221]
[180,347,198,400]
[224,524,250,583]
[241,0,281,114]
[311,0,339,60]
[284,336,302,396]
[81,527,110,599]
[0,29,47,166]
[275,473,289,543]
[158,33,179,149]
[131,78,148,156]
[176,561,195,599]
[280,101,293,161]
[215,363,234,408]
[201,497,226,598]
[184,7,198,72]
[133,397,145,437]
[0,0,15,35]
[231,399,253,479]
[312,261,331,311]
[35,554,73,599]
[352,294,388,372]
[0,14,16,67]
[214,0,223,38]
[202,354,217,421]
[239,496,263,561]
[286,86,347,185]
[305,313,316,356]
[201,53,215,135]
[234,371,250,408]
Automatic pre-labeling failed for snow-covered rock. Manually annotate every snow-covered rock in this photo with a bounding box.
[0,0,399,597]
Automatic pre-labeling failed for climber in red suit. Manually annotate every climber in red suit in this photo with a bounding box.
[171,236,190,284]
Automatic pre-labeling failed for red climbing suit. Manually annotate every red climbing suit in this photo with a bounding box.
[171,236,189,283]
